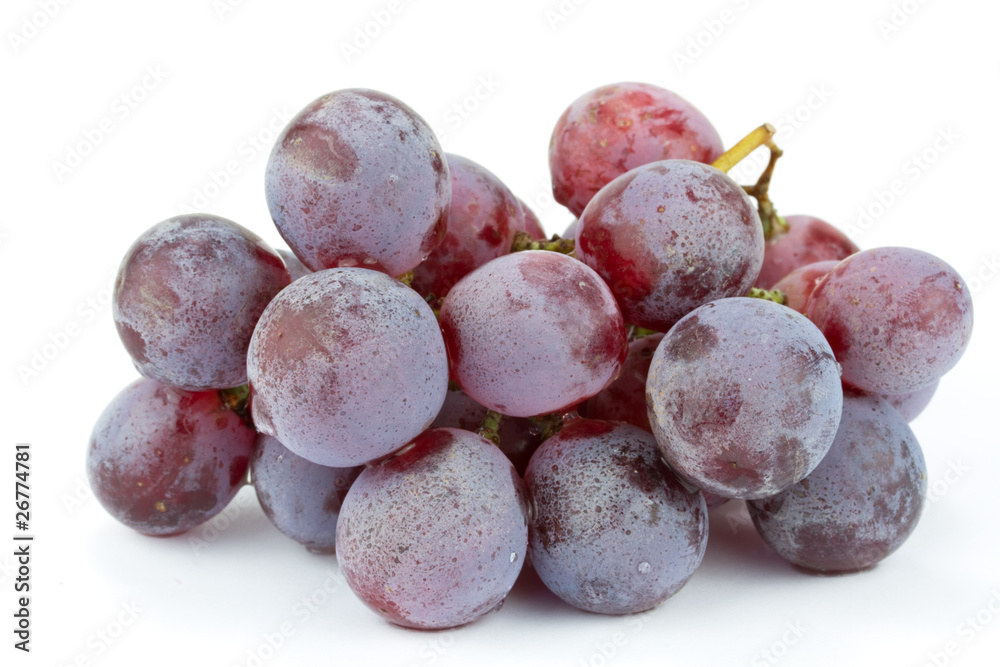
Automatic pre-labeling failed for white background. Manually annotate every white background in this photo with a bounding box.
[2,0,999,665]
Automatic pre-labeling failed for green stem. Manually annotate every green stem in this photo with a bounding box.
[747,287,786,305]
[218,384,254,429]
[511,231,575,255]
[478,410,504,446]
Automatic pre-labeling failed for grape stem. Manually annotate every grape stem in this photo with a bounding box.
[747,287,786,305]
[711,124,776,174]
[742,139,788,239]
[397,271,414,286]
[478,410,504,446]
[627,325,659,341]
[511,231,575,255]
[218,384,254,429]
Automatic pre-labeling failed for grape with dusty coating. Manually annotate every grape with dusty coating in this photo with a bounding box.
[430,386,544,475]
[806,247,973,394]
[584,333,663,431]
[576,160,764,332]
[756,215,859,289]
[113,214,290,391]
[877,381,939,422]
[87,378,255,536]
[525,419,707,614]
[647,298,842,499]
[336,428,528,630]
[550,82,723,217]
[265,89,449,276]
[251,434,362,553]
[411,154,529,300]
[772,260,839,313]
[247,268,448,467]
[439,251,627,418]
[516,198,546,239]
[748,392,927,573]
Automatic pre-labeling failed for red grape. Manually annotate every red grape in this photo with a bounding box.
[584,333,663,431]
[771,260,839,313]
[756,215,859,289]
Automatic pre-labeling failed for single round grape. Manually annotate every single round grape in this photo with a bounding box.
[877,381,939,422]
[647,298,843,499]
[549,82,723,217]
[247,268,448,467]
[516,198,546,239]
[251,434,362,553]
[576,160,764,332]
[525,419,707,614]
[113,214,290,391]
[336,428,528,630]
[277,248,312,282]
[806,247,974,394]
[411,154,527,300]
[87,378,255,536]
[439,251,628,418]
[584,333,664,431]
[756,215,859,289]
[748,392,927,573]
[771,260,840,314]
[430,386,544,475]
[265,89,449,276]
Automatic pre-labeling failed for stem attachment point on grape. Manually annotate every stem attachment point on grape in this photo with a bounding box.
[478,410,504,446]
[511,231,575,255]
[747,287,786,305]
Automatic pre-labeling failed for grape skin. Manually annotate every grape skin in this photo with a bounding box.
[411,154,534,300]
[515,197,546,239]
[439,251,628,418]
[771,260,840,313]
[756,215,859,289]
[748,393,927,573]
[584,333,664,432]
[251,434,362,554]
[87,378,255,536]
[576,160,764,332]
[430,386,544,476]
[265,89,450,276]
[806,247,974,394]
[647,298,843,499]
[277,248,312,282]
[525,420,707,614]
[549,82,723,217]
[336,428,528,630]
[113,214,290,391]
[247,268,448,467]
[876,381,939,422]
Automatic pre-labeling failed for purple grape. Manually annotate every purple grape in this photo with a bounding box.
[113,214,290,391]
[771,260,839,314]
[647,298,843,499]
[516,198,546,239]
[550,82,723,217]
[430,386,544,475]
[250,434,362,553]
[336,428,528,630]
[525,419,707,614]
[748,392,927,573]
[439,251,628,418]
[247,268,448,467]
[411,154,529,300]
[584,333,664,431]
[277,248,312,282]
[806,247,974,394]
[265,89,449,276]
[877,381,939,422]
[576,160,764,332]
[87,378,255,536]
[756,215,859,289]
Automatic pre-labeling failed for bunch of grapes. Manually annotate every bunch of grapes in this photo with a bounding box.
[88,83,974,630]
